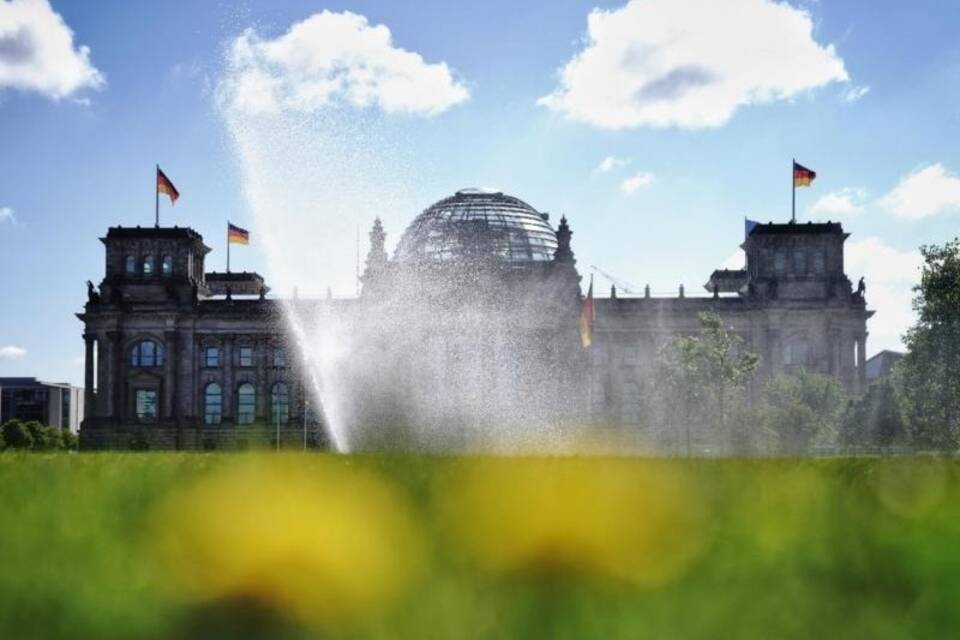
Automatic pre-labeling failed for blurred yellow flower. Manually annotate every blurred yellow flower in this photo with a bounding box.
[149,456,423,629]
[439,458,706,588]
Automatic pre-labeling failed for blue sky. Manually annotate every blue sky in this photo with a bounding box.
[2,0,960,386]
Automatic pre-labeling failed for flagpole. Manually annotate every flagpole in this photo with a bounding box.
[155,164,160,228]
[791,158,796,224]
[226,222,231,273]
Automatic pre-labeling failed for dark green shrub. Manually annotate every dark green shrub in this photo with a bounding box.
[1,420,33,450]
[62,431,79,451]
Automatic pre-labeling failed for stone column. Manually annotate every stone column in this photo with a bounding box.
[83,334,95,419]
[164,330,178,420]
[256,337,268,422]
[223,335,234,423]
[96,336,109,416]
[106,330,123,419]
[856,333,867,394]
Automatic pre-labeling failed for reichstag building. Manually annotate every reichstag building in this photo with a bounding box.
[78,189,873,450]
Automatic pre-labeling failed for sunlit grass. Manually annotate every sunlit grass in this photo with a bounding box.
[0,453,957,639]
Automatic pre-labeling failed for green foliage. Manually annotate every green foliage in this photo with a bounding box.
[656,312,760,452]
[0,420,74,452]
[841,376,908,450]
[761,370,848,454]
[896,238,960,450]
[62,431,79,451]
[1,420,34,450]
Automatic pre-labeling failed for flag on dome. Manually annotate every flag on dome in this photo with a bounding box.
[793,161,816,188]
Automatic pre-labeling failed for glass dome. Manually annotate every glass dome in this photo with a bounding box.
[395,189,558,264]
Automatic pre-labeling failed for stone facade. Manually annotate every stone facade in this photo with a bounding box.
[78,201,872,451]
[78,227,326,451]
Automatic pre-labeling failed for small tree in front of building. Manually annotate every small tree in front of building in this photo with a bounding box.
[656,312,760,454]
[762,370,848,454]
[840,374,908,451]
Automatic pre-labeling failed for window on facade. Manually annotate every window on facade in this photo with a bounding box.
[125,255,136,274]
[204,383,222,425]
[784,339,808,366]
[130,340,164,367]
[813,251,825,273]
[273,347,286,368]
[162,255,173,276]
[204,347,221,368]
[238,346,254,367]
[793,250,807,274]
[143,255,155,276]
[237,383,256,425]
[271,382,289,425]
[135,389,158,421]
[774,250,787,273]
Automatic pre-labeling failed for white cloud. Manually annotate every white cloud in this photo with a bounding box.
[0,0,104,100]
[221,10,469,116]
[845,237,923,351]
[809,187,867,217]
[842,84,869,102]
[71,355,84,366]
[538,0,849,129]
[0,345,26,359]
[0,206,13,223]
[594,155,628,174]
[621,171,655,194]
[879,163,960,220]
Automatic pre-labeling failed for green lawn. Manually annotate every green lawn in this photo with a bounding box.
[0,453,957,639]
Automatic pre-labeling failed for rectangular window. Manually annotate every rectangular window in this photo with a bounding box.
[238,347,254,367]
[774,250,787,273]
[793,250,807,274]
[135,389,158,421]
[204,347,220,368]
[813,251,825,273]
[273,348,286,368]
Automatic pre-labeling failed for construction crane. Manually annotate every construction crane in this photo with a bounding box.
[589,265,639,295]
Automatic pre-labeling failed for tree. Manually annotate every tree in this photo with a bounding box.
[1,420,34,450]
[762,370,848,454]
[897,239,960,450]
[840,376,908,451]
[656,312,760,453]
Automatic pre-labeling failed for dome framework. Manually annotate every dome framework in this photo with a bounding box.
[395,189,559,265]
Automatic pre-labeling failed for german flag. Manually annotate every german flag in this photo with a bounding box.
[156,166,179,204]
[579,277,594,349]
[228,222,250,245]
[793,161,816,188]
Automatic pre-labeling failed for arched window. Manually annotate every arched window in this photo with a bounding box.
[162,255,173,276]
[204,383,222,425]
[143,256,155,276]
[237,383,256,425]
[130,340,164,367]
[271,382,289,425]
[125,255,136,274]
